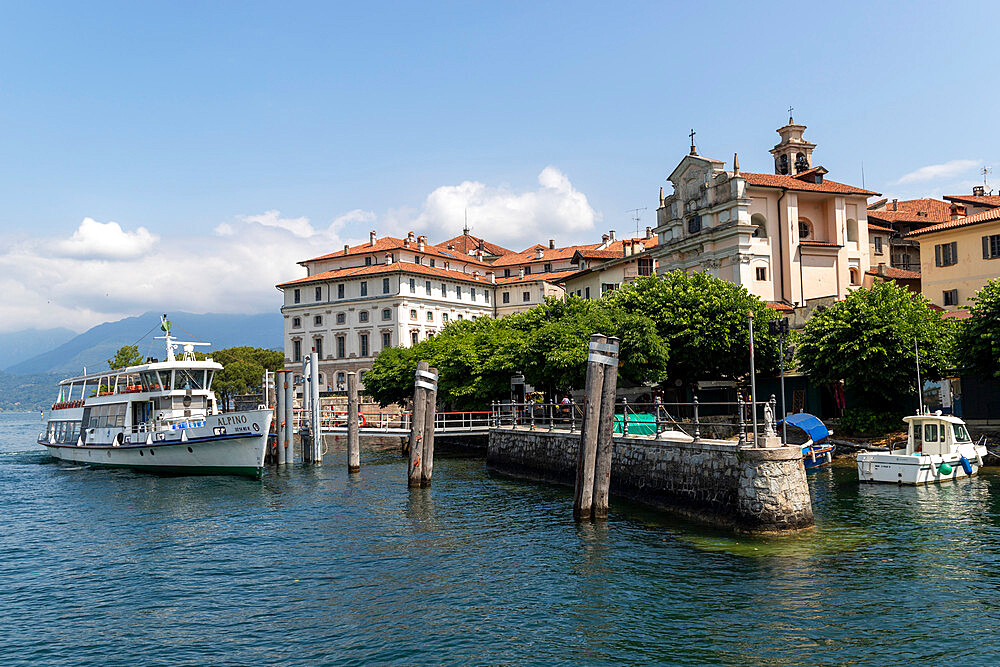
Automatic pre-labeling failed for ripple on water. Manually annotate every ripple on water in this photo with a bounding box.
[2,413,1000,665]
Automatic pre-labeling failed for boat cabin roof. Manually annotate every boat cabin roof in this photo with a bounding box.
[902,413,967,426]
[58,359,223,386]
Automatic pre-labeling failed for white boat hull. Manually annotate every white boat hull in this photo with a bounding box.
[857,445,987,485]
[41,410,272,478]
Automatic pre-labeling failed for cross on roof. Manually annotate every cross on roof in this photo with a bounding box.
[689,128,696,155]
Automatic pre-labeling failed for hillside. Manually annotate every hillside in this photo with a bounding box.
[0,328,76,369]
[0,371,60,412]
[6,311,282,376]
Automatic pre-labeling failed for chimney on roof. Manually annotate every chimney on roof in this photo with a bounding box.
[344,244,350,254]
[385,253,393,265]
[407,231,415,242]
[877,263,887,277]
[475,248,483,262]
[659,186,664,207]
[478,238,485,252]
[973,185,986,196]
[602,233,609,245]
[473,270,480,280]
[518,267,525,279]
[733,152,740,176]
[369,230,377,247]
[487,270,496,284]
[608,230,616,241]
[645,226,653,239]
[623,240,631,257]
[549,239,555,249]
[417,235,426,251]
[447,242,454,250]
[535,247,544,259]
[892,199,898,211]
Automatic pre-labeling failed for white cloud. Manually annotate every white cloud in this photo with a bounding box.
[54,217,158,260]
[387,166,599,247]
[894,159,979,185]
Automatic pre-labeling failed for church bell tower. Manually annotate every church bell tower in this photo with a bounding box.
[769,115,816,175]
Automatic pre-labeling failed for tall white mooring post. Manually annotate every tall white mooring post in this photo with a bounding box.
[310,351,322,464]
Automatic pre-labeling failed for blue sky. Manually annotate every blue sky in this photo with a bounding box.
[0,1,997,331]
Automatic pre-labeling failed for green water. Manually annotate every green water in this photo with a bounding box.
[2,412,998,665]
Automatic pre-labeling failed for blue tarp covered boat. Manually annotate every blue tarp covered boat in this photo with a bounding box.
[778,413,835,470]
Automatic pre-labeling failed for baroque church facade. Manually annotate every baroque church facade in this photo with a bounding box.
[651,119,877,314]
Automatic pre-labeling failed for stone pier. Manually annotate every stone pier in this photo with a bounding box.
[487,428,813,533]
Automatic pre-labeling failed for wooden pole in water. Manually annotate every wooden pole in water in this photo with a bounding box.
[310,351,323,463]
[592,336,620,520]
[573,334,607,520]
[420,367,438,487]
[347,371,360,473]
[408,360,429,487]
[275,370,287,466]
[284,372,295,463]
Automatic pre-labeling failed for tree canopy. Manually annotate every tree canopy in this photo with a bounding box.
[107,344,144,369]
[955,278,1000,379]
[603,272,782,381]
[196,346,285,406]
[365,271,778,408]
[795,280,954,410]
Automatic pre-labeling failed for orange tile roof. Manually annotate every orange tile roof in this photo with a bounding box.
[865,267,921,280]
[943,194,1000,208]
[740,171,878,196]
[276,261,497,288]
[766,302,795,313]
[905,206,1000,237]
[495,270,570,286]
[867,198,951,224]
[867,222,894,233]
[491,237,657,268]
[302,236,469,264]
[435,233,515,257]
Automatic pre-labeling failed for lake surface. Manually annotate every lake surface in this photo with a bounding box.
[3,411,1000,665]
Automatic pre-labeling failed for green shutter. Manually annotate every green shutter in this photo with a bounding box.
[935,244,942,266]
[985,236,991,259]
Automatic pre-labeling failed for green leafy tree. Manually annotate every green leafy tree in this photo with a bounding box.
[955,278,1000,379]
[604,271,780,381]
[108,344,144,369]
[796,280,954,411]
[195,346,285,407]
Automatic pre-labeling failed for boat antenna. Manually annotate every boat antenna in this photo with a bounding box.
[914,336,923,414]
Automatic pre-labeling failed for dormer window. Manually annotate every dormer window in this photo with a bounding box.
[365,256,372,266]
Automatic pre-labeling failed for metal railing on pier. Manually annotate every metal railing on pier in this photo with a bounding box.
[490,395,785,445]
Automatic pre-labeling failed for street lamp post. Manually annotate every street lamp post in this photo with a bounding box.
[769,317,790,445]
[748,311,759,447]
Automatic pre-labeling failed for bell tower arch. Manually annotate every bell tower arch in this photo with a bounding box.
[769,115,816,175]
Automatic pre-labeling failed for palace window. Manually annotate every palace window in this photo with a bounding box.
[585,287,590,299]
[382,308,391,320]
[456,286,462,298]
[336,312,346,325]
[293,340,302,362]
[365,256,372,266]
[935,242,958,267]
[409,278,416,293]
[442,313,449,323]
[337,284,345,299]
[314,315,322,326]
[441,282,447,295]
[943,289,959,306]
[755,267,767,281]
[798,220,812,240]
[430,258,436,267]
[524,266,531,275]
[314,337,323,358]
[361,281,368,297]
[425,280,431,295]
[411,331,419,345]
[359,311,369,323]
[410,309,418,320]
[293,289,300,304]
[336,336,346,359]
[504,269,511,277]
[470,288,476,302]
[360,334,369,357]
[426,311,433,321]
[688,215,702,234]
[415,256,421,265]
[522,291,530,302]
[544,263,552,273]
[292,317,301,328]
[983,235,1000,259]
[315,286,322,301]
[382,332,392,349]
[383,278,391,294]
[638,257,654,276]
[484,291,490,303]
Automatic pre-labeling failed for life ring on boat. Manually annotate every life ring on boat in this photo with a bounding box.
[359,414,367,427]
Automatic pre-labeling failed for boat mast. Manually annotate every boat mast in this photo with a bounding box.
[914,336,923,414]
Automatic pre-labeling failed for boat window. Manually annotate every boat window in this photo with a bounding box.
[924,423,939,443]
[158,371,172,390]
[174,369,204,390]
[139,371,159,389]
[953,424,971,442]
[205,371,215,389]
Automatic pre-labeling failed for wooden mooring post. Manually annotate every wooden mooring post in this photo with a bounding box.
[347,371,360,473]
[408,361,429,487]
[420,367,438,487]
[591,336,620,519]
[573,334,606,520]
[275,370,287,466]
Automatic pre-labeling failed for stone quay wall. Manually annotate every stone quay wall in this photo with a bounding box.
[487,428,813,533]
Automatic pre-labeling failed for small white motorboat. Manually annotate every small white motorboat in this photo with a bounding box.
[857,411,986,485]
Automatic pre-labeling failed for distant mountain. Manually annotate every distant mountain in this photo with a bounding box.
[0,371,60,412]
[0,328,76,369]
[6,311,282,376]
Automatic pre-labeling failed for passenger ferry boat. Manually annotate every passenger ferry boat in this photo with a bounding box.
[38,317,272,478]
[857,412,987,485]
